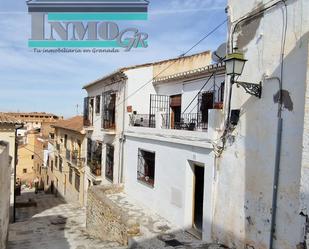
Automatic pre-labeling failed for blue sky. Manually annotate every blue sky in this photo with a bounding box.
[0,0,227,118]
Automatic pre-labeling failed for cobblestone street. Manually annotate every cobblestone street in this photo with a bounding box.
[8,190,123,249]
[8,190,226,249]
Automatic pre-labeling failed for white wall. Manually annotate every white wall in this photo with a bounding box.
[0,141,10,249]
[125,65,155,116]
[124,135,215,241]
[212,1,309,248]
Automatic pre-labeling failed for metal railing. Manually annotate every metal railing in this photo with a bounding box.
[102,119,116,130]
[162,113,208,131]
[129,114,155,128]
[88,161,102,176]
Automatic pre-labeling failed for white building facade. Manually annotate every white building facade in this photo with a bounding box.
[82,52,213,192]
[124,63,225,240]
[210,0,309,248]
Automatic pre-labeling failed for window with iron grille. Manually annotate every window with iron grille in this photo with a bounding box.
[75,171,80,192]
[95,95,101,114]
[102,91,116,129]
[83,97,89,126]
[59,157,63,173]
[87,138,92,164]
[137,149,155,187]
[105,144,114,181]
[69,164,73,184]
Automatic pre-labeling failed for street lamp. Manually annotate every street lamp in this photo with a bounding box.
[225,53,262,98]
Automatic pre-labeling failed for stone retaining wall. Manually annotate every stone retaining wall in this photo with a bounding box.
[86,185,140,246]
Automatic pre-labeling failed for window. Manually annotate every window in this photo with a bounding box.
[69,165,73,184]
[23,168,27,174]
[137,149,155,187]
[87,138,92,164]
[198,91,214,123]
[102,92,116,129]
[64,134,68,148]
[95,95,101,114]
[59,157,63,173]
[75,171,80,192]
[51,160,54,172]
[31,155,34,160]
[55,156,58,168]
[105,144,114,181]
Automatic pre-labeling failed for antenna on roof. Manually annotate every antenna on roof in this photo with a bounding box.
[212,42,227,63]
[76,104,79,115]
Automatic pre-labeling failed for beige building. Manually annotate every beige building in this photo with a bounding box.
[4,112,62,132]
[0,113,22,222]
[16,131,43,186]
[45,116,86,206]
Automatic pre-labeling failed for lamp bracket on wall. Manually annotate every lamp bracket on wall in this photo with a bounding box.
[234,81,262,98]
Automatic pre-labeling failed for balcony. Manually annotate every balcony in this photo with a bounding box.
[129,114,155,128]
[129,113,208,131]
[162,113,208,131]
[102,119,116,130]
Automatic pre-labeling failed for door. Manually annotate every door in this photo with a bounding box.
[199,92,214,123]
[193,165,205,237]
[170,95,182,129]
[50,180,54,194]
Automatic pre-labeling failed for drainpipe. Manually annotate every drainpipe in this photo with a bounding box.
[118,80,127,184]
[266,76,283,249]
[13,123,24,223]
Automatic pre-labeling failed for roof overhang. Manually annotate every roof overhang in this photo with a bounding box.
[82,70,127,90]
[153,62,226,85]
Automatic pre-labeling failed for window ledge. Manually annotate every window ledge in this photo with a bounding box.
[137,177,154,189]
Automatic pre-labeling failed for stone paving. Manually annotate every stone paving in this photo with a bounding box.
[9,190,124,249]
[8,190,227,249]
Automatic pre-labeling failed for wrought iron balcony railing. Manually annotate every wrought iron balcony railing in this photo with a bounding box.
[129,114,155,128]
[102,119,116,130]
[71,150,78,166]
[162,113,208,131]
[88,160,102,177]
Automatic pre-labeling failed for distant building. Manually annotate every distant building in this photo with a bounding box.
[3,112,62,136]
[44,116,87,206]
[16,130,45,186]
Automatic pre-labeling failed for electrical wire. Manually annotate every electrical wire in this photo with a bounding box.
[86,18,228,126]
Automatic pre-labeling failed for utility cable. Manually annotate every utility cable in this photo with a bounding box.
[86,18,228,125]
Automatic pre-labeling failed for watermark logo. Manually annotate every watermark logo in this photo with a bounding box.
[27,0,149,52]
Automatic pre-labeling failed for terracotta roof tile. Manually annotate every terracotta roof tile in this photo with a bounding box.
[0,113,22,125]
[52,116,84,133]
